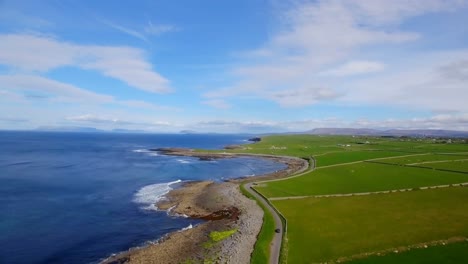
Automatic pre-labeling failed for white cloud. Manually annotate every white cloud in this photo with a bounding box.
[0,8,52,29]
[438,59,468,81]
[118,100,181,112]
[144,21,179,35]
[267,86,340,107]
[153,121,172,126]
[0,74,176,114]
[65,114,175,130]
[101,20,148,42]
[205,0,466,108]
[202,99,231,109]
[0,33,171,93]
[0,117,29,123]
[67,114,131,125]
[102,19,179,40]
[320,61,385,76]
[0,74,113,103]
[345,0,467,25]
[194,120,281,133]
[340,51,468,113]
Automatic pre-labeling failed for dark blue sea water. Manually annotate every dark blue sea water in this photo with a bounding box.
[0,131,285,264]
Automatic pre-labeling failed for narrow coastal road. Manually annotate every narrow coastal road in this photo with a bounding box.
[242,157,314,263]
[244,182,283,264]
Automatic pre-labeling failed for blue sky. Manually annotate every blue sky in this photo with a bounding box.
[1,0,468,133]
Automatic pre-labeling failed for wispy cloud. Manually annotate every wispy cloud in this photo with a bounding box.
[101,20,148,42]
[0,33,171,93]
[0,74,176,112]
[0,8,52,29]
[66,114,174,129]
[101,19,179,41]
[205,0,466,109]
[118,100,182,112]
[144,21,179,35]
[67,114,133,125]
[0,74,113,103]
[319,61,385,77]
[194,120,281,133]
[0,117,29,123]
[202,99,231,109]
[340,50,468,113]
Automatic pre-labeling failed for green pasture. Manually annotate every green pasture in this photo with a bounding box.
[376,153,468,165]
[227,135,399,157]
[348,240,468,264]
[255,162,468,197]
[314,150,412,167]
[416,160,468,173]
[226,135,468,263]
[229,135,356,157]
[223,135,468,158]
[273,187,468,263]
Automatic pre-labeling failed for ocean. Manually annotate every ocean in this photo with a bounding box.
[0,131,285,264]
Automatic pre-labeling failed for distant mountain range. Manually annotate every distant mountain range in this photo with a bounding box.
[305,128,468,137]
[32,126,468,137]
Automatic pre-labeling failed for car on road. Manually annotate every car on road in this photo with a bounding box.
[275,228,281,233]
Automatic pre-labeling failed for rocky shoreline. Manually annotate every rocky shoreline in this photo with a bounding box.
[154,147,308,182]
[102,148,308,264]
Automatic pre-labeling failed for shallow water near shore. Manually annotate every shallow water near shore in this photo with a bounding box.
[0,131,285,264]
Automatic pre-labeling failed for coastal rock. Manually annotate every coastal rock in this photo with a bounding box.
[102,152,308,264]
[248,137,261,142]
[224,145,244,150]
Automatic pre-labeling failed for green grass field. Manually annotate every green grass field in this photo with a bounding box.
[418,159,468,173]
[256,162,468,197]
[273,187,468,263]
[375,153,468,165]
[227,135,468,263]
[348,240,468,264]
[314,150,413,167]
[222,135,468,158]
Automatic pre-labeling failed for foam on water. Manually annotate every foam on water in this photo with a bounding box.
[132,149,150,153]
[166,205,189,218]
[176,159,191,164]
[181,224,193,231]
[133,180,182,210]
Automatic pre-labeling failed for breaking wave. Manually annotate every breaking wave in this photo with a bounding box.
[132,149,150,153]
[133,180,182,210]
[181,224,193,231]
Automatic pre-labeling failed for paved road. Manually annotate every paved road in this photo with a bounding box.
[244,157,315,264]
[245,182,283,264]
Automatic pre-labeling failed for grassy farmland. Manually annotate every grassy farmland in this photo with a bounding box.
[374,153,468,165]
[418,160,468,173]
[348,240,468,264]
[314,150,413,167]
[225,135,468,158]
[255,161,468,197]
[223,135,468,263]
[273,187,468,263]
